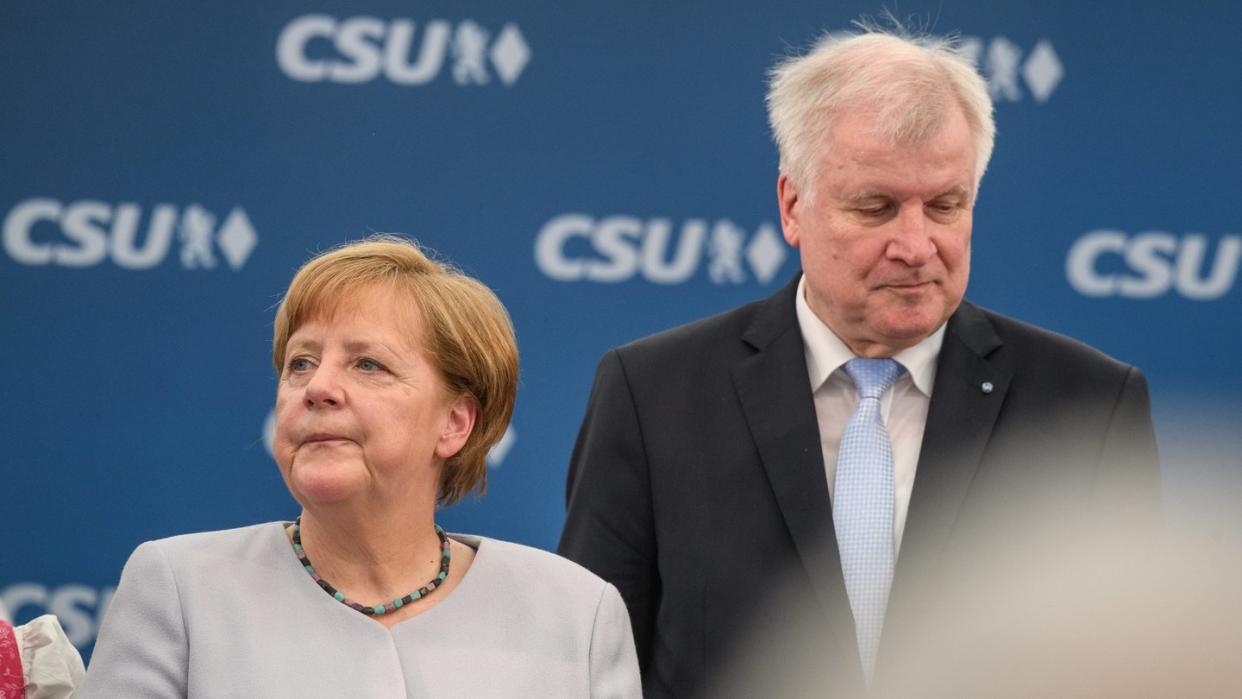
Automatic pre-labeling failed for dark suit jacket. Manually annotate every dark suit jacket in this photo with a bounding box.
[558,275,1160,697]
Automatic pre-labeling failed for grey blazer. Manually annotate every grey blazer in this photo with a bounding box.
[82,522,641,698]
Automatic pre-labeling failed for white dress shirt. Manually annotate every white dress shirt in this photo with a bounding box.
[794,276,945,555]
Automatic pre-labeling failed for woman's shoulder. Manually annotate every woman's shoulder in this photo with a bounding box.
[455,534,615,597]
[129,521,289,568]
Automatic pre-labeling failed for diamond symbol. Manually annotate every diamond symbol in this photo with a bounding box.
[262,409,276,457]
[216,207,258,270]
[486,426,516,468]
[1022,40,1062,103]
[958,36,984,68]
[489,24,530,86]
[745,223,786,284]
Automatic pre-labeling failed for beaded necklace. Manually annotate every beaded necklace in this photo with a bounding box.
[289,516,451,616]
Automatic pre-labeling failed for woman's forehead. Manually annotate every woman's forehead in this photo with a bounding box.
[295,281,427,340]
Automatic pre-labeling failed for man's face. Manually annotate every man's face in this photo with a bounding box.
[779,103,977,358]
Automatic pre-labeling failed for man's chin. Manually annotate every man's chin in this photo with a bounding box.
[873,317,945,349]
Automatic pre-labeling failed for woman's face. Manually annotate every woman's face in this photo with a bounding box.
[272,284,473,509]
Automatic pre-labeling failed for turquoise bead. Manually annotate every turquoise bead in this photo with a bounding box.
[288,516,452,616]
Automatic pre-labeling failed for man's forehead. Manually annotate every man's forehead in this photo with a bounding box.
[819,118,977,198]
[827,152,976,199]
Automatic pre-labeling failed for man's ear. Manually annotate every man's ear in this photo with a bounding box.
[436,394,477,460]
[778,174,802,248]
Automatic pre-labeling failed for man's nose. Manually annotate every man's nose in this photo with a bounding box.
[303,365,344,408]
[886,204,936,266]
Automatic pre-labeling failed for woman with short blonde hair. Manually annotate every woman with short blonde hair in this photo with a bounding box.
[83,236,640,698]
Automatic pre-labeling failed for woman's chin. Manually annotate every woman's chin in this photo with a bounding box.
[289,464,367,506]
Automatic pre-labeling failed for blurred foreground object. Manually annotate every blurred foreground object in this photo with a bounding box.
[0,615,85,699]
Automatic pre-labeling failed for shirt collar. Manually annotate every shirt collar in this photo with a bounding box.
[794,274,946,396]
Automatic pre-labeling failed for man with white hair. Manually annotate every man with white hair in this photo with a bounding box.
[559,26,1161,697]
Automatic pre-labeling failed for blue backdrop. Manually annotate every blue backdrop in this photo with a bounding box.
[4,1,1240,658]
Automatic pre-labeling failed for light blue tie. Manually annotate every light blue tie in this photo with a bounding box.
[834,357,906,683]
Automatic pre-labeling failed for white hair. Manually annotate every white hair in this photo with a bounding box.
[766,28,996,194]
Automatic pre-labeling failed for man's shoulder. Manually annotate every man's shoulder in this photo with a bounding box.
[612,277,798,364]
[962,301,1138,378]
[617,299,758,354]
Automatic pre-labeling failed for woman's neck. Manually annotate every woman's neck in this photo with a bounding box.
[296,502,443,602]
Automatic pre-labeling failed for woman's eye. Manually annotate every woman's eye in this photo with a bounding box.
[357,358,383,372]
[288,357,312,372]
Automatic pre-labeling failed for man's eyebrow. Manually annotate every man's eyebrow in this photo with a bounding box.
[845,190,892,204]
[934,185,971,200]
[844,186,971,205]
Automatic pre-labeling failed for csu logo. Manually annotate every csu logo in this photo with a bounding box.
[277,15,530,86]
[960,36,1062,103]
[1067,230,1241,300]
[1,583,115,649]
[535,213,788,285]
[3,198,258,270]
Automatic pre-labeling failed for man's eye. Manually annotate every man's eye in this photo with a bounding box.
[858,206,889,217]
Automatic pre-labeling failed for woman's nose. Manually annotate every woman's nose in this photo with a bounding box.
[303,365,344,408]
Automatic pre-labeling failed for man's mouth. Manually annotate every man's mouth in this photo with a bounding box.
[303,433,351,444]
[885,280,933,290]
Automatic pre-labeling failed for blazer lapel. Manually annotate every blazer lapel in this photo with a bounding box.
[887,301,1009,622]
[730,277,862,670]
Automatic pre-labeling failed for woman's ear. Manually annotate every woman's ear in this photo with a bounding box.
[436,394,477,460]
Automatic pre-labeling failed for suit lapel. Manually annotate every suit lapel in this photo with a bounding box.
[887,301,1008,623]
[728,287,1009,680]
[730,277,862,670]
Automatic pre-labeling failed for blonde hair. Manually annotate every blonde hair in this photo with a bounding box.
[272,235,518,506]
[767,27,995,193]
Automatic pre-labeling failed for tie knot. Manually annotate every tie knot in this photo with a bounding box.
[843,358,905,399]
